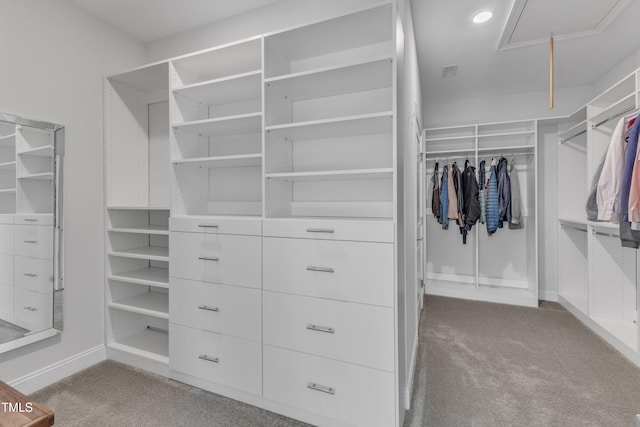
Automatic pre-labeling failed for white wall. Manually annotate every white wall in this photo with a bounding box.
[146,0,379,62]
[0,0,145,391]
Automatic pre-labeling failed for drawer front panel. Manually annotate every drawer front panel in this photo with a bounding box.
[263,291,394,371]
[170,277,261,341]
[0,284,13,319]
[0,254,13,287]
[14,288,52,330]
[0,224,13,255]
[170,324,261,395]
[14,215,53,226]
[263,345,395,427]
[170,232,261,288]
[14,225,53,259]
[263,237,393,306]
[14,256,53,294]
[169,216,261,236]
[263,219,394,243]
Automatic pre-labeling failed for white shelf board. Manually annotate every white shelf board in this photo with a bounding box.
[590,93,636,126]
[108,225,169,235]
[109,328,169,364]
[266,112,392,141]
[108,246,169,262]
[0,133,16,145]
[558,120,588,142]
[559,217,588,231]
[18,145,53,157]
[0,161,16,170]
[266,57,391,102]
[476,145,535,153]
[173,70,261,106]
[107,206,170,211]
[173,153,262,168]
[266,168,393,182]
[589,221,619,236]
[265,55,393,83]
[108,267,169,288]
[591,317,638,351]
[173,112,262,138]
[477,131,535,139]
[424,148,475,155]
[17,172,53,180]
[425,135,475,142]
[109,292,169,319]
[0,188,16,194]
[108,62,169,93]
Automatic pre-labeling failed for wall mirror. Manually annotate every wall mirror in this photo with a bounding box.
[0,113,64,354]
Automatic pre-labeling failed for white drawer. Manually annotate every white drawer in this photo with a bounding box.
[263,292,394,371]
[263,218,394,243]
[14,225,53,259]
[263,237,393,306]
[170,324,261,395]
[170,277,261,342]
[14,288,52,330]
[263,345,395,427]
[0,224,12,255]
[0,214,14,225]
[14,214,54,226]
[169,216,261,236]
[170,232,261,288]
[0,283,13,319]
[0,254,13,287]
[14,256,53,294]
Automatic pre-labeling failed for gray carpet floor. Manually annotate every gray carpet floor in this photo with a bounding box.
[404,296,640,427]
[28,295,640,426]
[0,319,27,344]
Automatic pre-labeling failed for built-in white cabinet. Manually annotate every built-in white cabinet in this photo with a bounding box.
[424,120,538,307]
[105,3,403,426]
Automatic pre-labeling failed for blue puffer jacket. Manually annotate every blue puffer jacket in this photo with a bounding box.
[439,165,449,230]
[486,161,499,235]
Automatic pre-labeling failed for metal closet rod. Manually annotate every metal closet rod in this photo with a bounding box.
[426,153,533,161]
[560,128,587,143]
[591,229,619,238]
[592,106,636,129]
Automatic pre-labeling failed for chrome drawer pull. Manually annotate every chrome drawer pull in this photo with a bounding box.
[198,224,219,228]
[306,266,334,273]
[198,354,219,363]
[307,382,335,395]
[198,305,219,312]
[198,257,219,262]
[307,324,335,334]
[23,273,37,278]
[23,306,37,312]
[306,228,334,234]
[23,240,37,244]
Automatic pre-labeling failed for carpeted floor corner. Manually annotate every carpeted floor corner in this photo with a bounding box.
[404,295,640,427]
[30,360,309,427]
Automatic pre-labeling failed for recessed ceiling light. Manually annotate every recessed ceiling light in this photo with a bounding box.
[473,11,493,24]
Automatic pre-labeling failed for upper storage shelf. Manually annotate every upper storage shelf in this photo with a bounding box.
[170,38,262,87]
[108,62,169,93]
[264,3,393,78]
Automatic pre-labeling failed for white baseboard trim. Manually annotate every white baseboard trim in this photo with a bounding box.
[403,327,419,410]
[539,291,558,302]
[9,344,106,395]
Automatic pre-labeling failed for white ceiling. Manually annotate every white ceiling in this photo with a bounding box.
[412,0,640,103]
[67,0,280,43]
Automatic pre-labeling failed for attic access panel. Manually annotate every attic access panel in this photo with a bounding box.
[498,0,632,50]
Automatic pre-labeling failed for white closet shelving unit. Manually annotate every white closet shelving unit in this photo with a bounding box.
[104,62,171,372]
[424,120,538,307]
[557,70,640,362]
[106,3,406,426]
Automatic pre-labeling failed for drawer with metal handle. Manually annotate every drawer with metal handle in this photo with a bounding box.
[14,256,53,293]
[169,324,261,395]
[14,224,53,259]
[14,287,52,330]
[170,232,261,288]
[169,216,261,236]
[263,218,393,242]
[263,236,393,307]
[263,291,394,371]
[169,277,261,341]
[263,345,395,427]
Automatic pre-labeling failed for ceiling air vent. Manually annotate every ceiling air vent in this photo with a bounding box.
[442,64,458,78]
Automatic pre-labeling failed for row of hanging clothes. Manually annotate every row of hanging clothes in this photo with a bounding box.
[430,157,524,244]
[587,109,640,248]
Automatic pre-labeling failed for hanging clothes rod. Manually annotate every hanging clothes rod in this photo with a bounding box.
[426,152,533,161]
[560,128,587,144]
[592,106,636,129]
[147,325,169,334]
